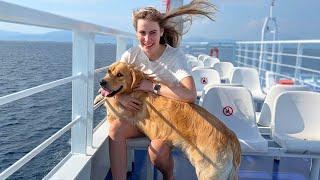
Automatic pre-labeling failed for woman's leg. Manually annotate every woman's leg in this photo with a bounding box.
[108,119,143,180]
[148,139,174,180]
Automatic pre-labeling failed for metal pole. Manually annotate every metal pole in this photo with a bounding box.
[276,43,283,74]
[294,43,303,83]
[167,0,184,45]
[71,31,95,155]
[244,44,249,66]
[116,36,127,60]
[253,44,258,67]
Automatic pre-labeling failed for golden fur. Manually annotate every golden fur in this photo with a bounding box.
[96,62,241,180]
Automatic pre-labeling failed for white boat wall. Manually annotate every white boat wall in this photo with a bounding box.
[0,0,320,180]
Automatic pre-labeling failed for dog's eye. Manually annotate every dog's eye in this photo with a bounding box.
[116,73,123,77]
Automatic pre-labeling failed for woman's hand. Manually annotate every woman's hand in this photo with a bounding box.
[115,94,142,111]
[134,79,153,92]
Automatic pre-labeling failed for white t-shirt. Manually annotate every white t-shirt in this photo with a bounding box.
[120,45,191,87]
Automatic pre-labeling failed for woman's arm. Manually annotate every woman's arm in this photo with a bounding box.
[136,76,197,103]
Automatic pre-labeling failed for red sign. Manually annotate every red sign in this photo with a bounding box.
[223,106,233,116]
[201,77,208,84]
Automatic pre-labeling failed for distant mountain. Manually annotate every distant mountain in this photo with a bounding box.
[0,30,117,43]
[0,30,24,40]
[182,36,235,43]
[0,30,235,44]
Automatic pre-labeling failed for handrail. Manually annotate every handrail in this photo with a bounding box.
[235,40,320,90]
[95,66,109,74]
[0,1,135,38]
[0,1,136,178]
[0,116,81,179]
[237,61,320,88]
[237,40,320,44]
[0,73,82,106]
[94,98,106,111]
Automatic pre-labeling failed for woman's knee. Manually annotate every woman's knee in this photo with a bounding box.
[108,119,141,141]
[108,120,127,141]
[148,140,171,165]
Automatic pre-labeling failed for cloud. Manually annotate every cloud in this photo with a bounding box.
[41,0,106,5]
[247,18,264,30]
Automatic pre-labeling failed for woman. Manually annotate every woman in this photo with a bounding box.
[108,1,216,179]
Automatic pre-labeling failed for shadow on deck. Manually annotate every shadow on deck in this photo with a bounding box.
[105,150,312,180]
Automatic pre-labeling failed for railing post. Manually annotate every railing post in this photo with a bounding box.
[276,43,283,74]
[237,43,241,66]
[294,43,303,83]
[258,43,265,76]
[87,34,95,149]
[270,41,276,72]
[244,44,249,66]
[232,43,236,62]
[116,36,127,60]
[71,31,95,155]
[253,44,258,67]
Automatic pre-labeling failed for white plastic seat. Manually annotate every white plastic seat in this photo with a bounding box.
[230,67,266,102]
[264,71,277,93]
[187,58,204,70]
[197,54,210,61]
[191,66,206,71]
[257,85,309,127]
[185,54,196,60]
[203,56,219,67]
[199,85,268,153]
[272,91,320,153]
[191,69,220,97]
[212,62,234,82]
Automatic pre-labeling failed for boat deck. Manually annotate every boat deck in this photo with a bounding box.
[105,149,312,180]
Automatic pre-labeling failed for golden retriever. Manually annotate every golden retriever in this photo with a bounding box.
[95,62,241,180]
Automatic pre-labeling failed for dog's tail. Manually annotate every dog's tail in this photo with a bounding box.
[228,133,241,180]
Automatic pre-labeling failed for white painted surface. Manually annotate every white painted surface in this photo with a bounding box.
[200,85,268,153]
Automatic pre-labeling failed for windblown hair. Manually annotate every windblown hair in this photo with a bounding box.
[132,0,217,48]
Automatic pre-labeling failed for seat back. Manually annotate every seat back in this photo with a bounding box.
[258,85,309,127]
[199,85,267,152]
[203,56,220,67]
[197,54,210,61]
[230,67,262,92]
[212,62,234,80]
[272,91,320,135]
[264,71,277,93]
[185,54,196,60]
[187,59,204,69]
[191,69,220,93]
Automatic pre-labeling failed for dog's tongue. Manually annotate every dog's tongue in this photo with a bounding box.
[100,88,111,97]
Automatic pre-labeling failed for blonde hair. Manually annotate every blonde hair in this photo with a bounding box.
[132,0,217,48]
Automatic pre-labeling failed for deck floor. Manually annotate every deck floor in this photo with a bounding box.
[106,150,315,180]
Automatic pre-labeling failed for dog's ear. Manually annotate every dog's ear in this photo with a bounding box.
[130,67,143,90]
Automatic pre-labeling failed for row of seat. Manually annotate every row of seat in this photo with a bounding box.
[125,54,320,178]
[199,84,319,154]
[188,53,320,154]
[186,54,220,69]
[126,84,319,177]
[191,65,266,102]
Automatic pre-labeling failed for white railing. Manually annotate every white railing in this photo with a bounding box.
[181,42,236,61]
[236,40,320,91]
[0,1,135,179]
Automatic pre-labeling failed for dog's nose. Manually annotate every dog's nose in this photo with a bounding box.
[100,79,107,87]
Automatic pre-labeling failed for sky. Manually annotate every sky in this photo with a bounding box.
[0,0,319,41]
